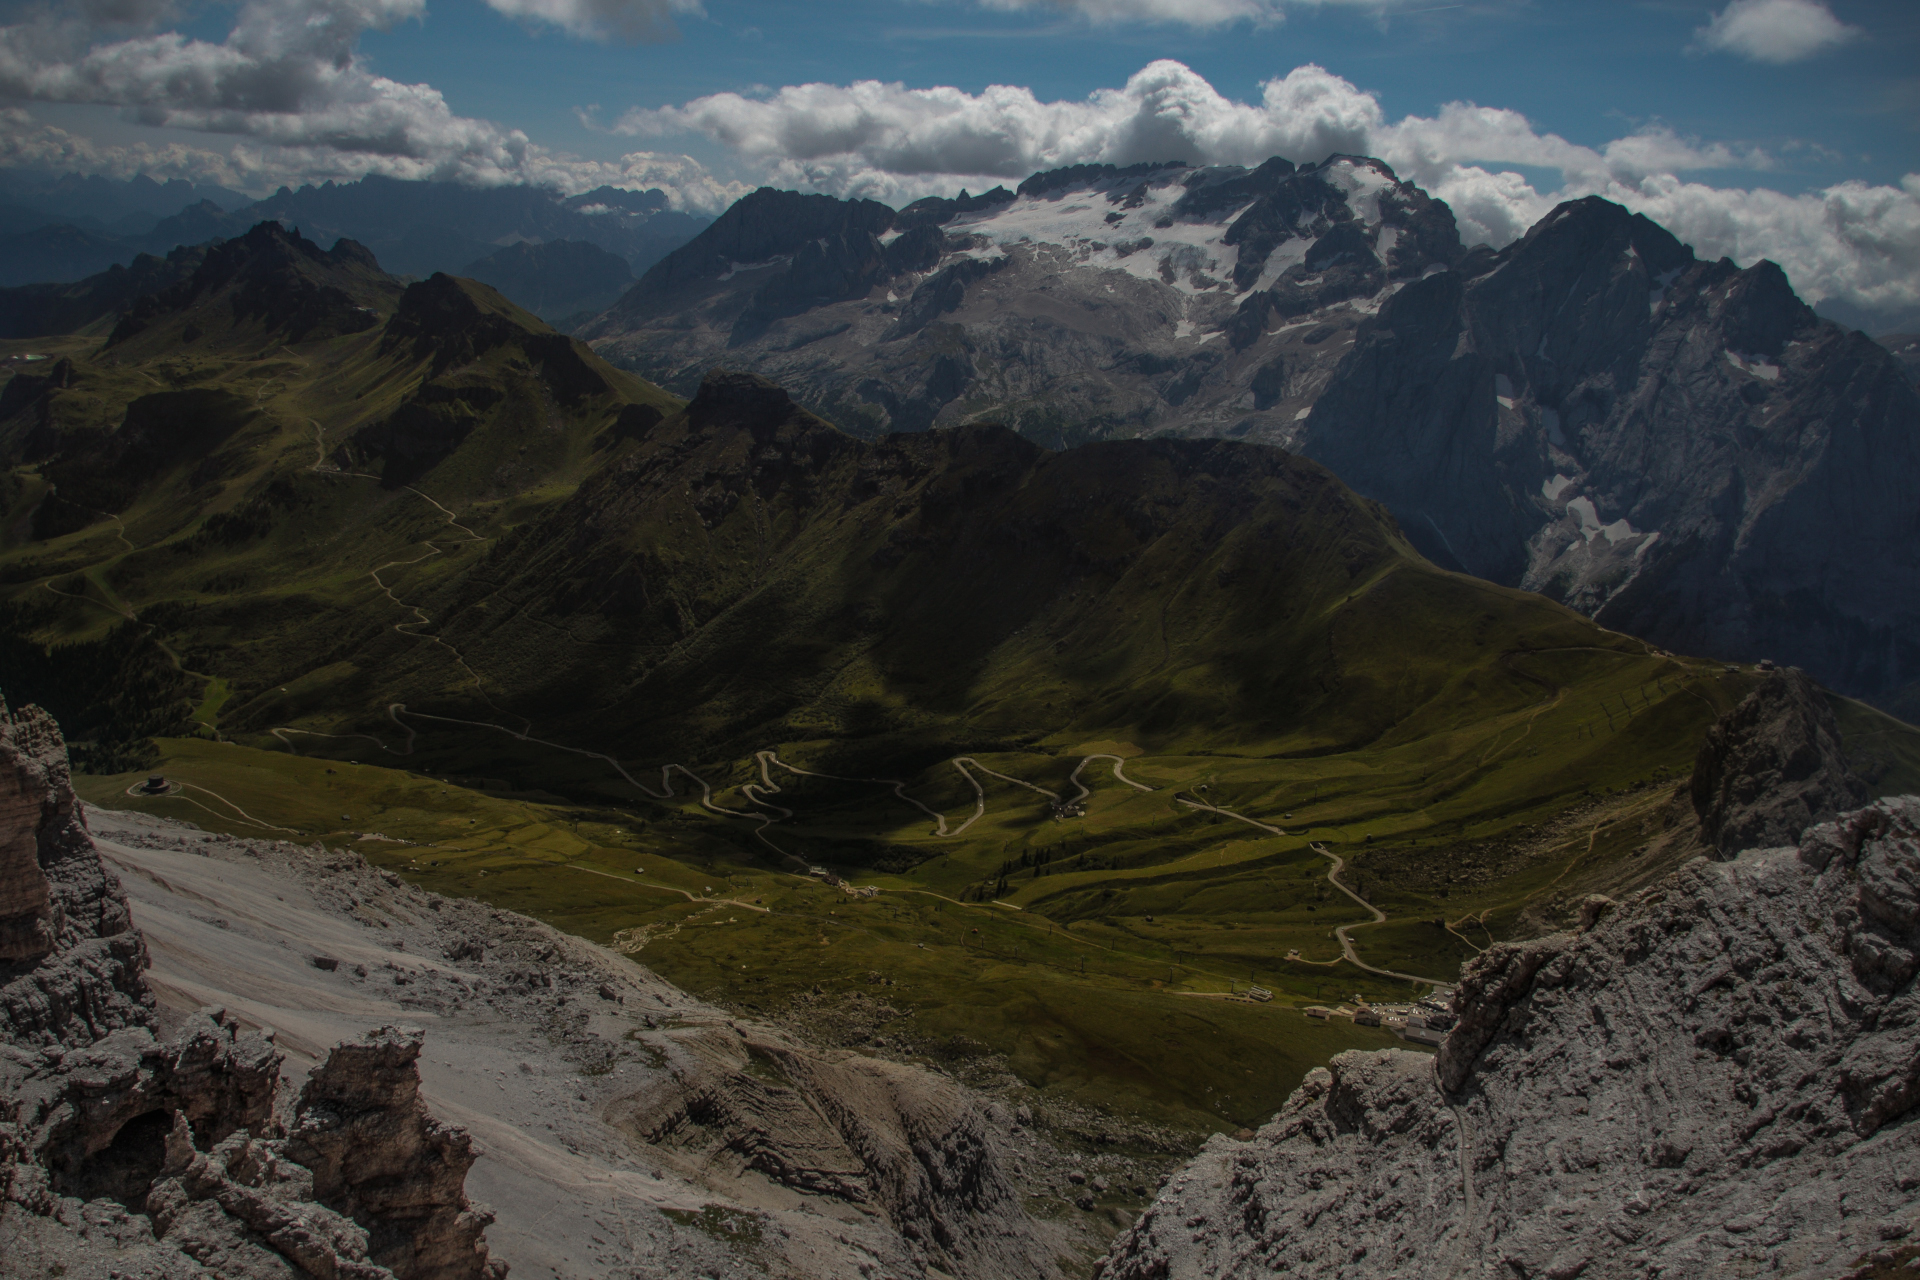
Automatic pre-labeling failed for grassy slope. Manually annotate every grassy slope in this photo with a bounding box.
[15,267,1920,1135]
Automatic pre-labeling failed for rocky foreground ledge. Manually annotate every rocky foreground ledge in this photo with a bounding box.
[0,695,1079,1280]
[1098,797,1920,1279]
[0,697,507,1280]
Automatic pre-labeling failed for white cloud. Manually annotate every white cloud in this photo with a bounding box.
[481,0,703,43]
[0,0,745,209]
[617,61,1380,186]
[627,59,1920,324]
[1692,0,1861,64]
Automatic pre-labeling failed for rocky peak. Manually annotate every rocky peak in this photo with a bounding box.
[894,185,1015,230]
[1691,667,1868,856]
[1100,795,1920,1279]
[107,219,395,347]
[632,187,896,302]
[1296,186,1920,708]
[286,1026,504,1280]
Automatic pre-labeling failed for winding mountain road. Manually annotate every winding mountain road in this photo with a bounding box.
[1175,794,1452,985]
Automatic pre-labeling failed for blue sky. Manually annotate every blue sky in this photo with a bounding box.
[348,0,1918,196]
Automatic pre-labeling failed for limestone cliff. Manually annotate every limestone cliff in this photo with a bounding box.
[0,699,503,1280]
[1097,797,1920,1279]
[0,695,150,1040]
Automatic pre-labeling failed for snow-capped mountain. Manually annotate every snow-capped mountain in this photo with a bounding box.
[585,157,1920,715]
[586,154,1457,443]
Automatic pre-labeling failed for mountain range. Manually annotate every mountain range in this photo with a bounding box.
[5,202,1920,1151]
[0,172,710,292]
[581,156,1920,718]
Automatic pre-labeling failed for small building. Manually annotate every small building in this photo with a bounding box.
[1245,986,1272,1003]
[1304,1006,1331,1019]
[1354,1010,1381,1027]
[1402,1026,1446,1046]
[140,776,168,794]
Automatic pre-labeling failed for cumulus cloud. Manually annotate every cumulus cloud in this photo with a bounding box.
[627,59,1920,323]
[1691,0,1861,64]
[0,0,746,208]
[616,62,1381,188]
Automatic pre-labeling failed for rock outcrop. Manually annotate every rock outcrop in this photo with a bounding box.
[285,1027,501,1280]
[1691,667,1869,856]
[0,696,150,1038]
[0,699,504,1280]
[607,1019,1056,1280]
[1098,797,1920,1279]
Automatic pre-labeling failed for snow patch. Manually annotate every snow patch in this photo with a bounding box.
[1321,157,1396,225]
[1294,407,1313,421]
[1565,497,1602,541]
[717,256,791,282]
[1566,496,1651,546]
[1725,350,1781,382]
[1542,473,1576,502]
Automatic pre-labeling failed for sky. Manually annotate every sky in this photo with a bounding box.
[1,0,1917,325]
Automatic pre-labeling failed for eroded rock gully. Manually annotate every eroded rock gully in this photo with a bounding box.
[1098,797,1920,1279]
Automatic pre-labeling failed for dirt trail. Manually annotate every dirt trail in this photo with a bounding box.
[1174,794,1449,986]
[562,863,769,913]
[124,780,300,834]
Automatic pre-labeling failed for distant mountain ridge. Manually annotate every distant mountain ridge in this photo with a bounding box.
[0,171,711,306]
[585,156,1920,718]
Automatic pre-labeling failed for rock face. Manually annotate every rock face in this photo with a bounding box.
[607,1018,1056,1280]
[0,696,149,1036]
[285,1028,500,1280]
[590,165,1920,711]
[0,700,503,1280]
[1098,798,1920,1279]
[1691,667,1869,856]
[587,156,1462,442]
[0,700,58,960]
[1296,196,1920,710]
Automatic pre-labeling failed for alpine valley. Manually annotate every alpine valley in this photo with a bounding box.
[3,154,1920,1280]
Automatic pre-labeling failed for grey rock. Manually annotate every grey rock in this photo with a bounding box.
[1691,667,1869,856]
[1098,797,1920,1279]
[0,704,502,1280]
[586,156,1456,451]
[1298,196,1920,711]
